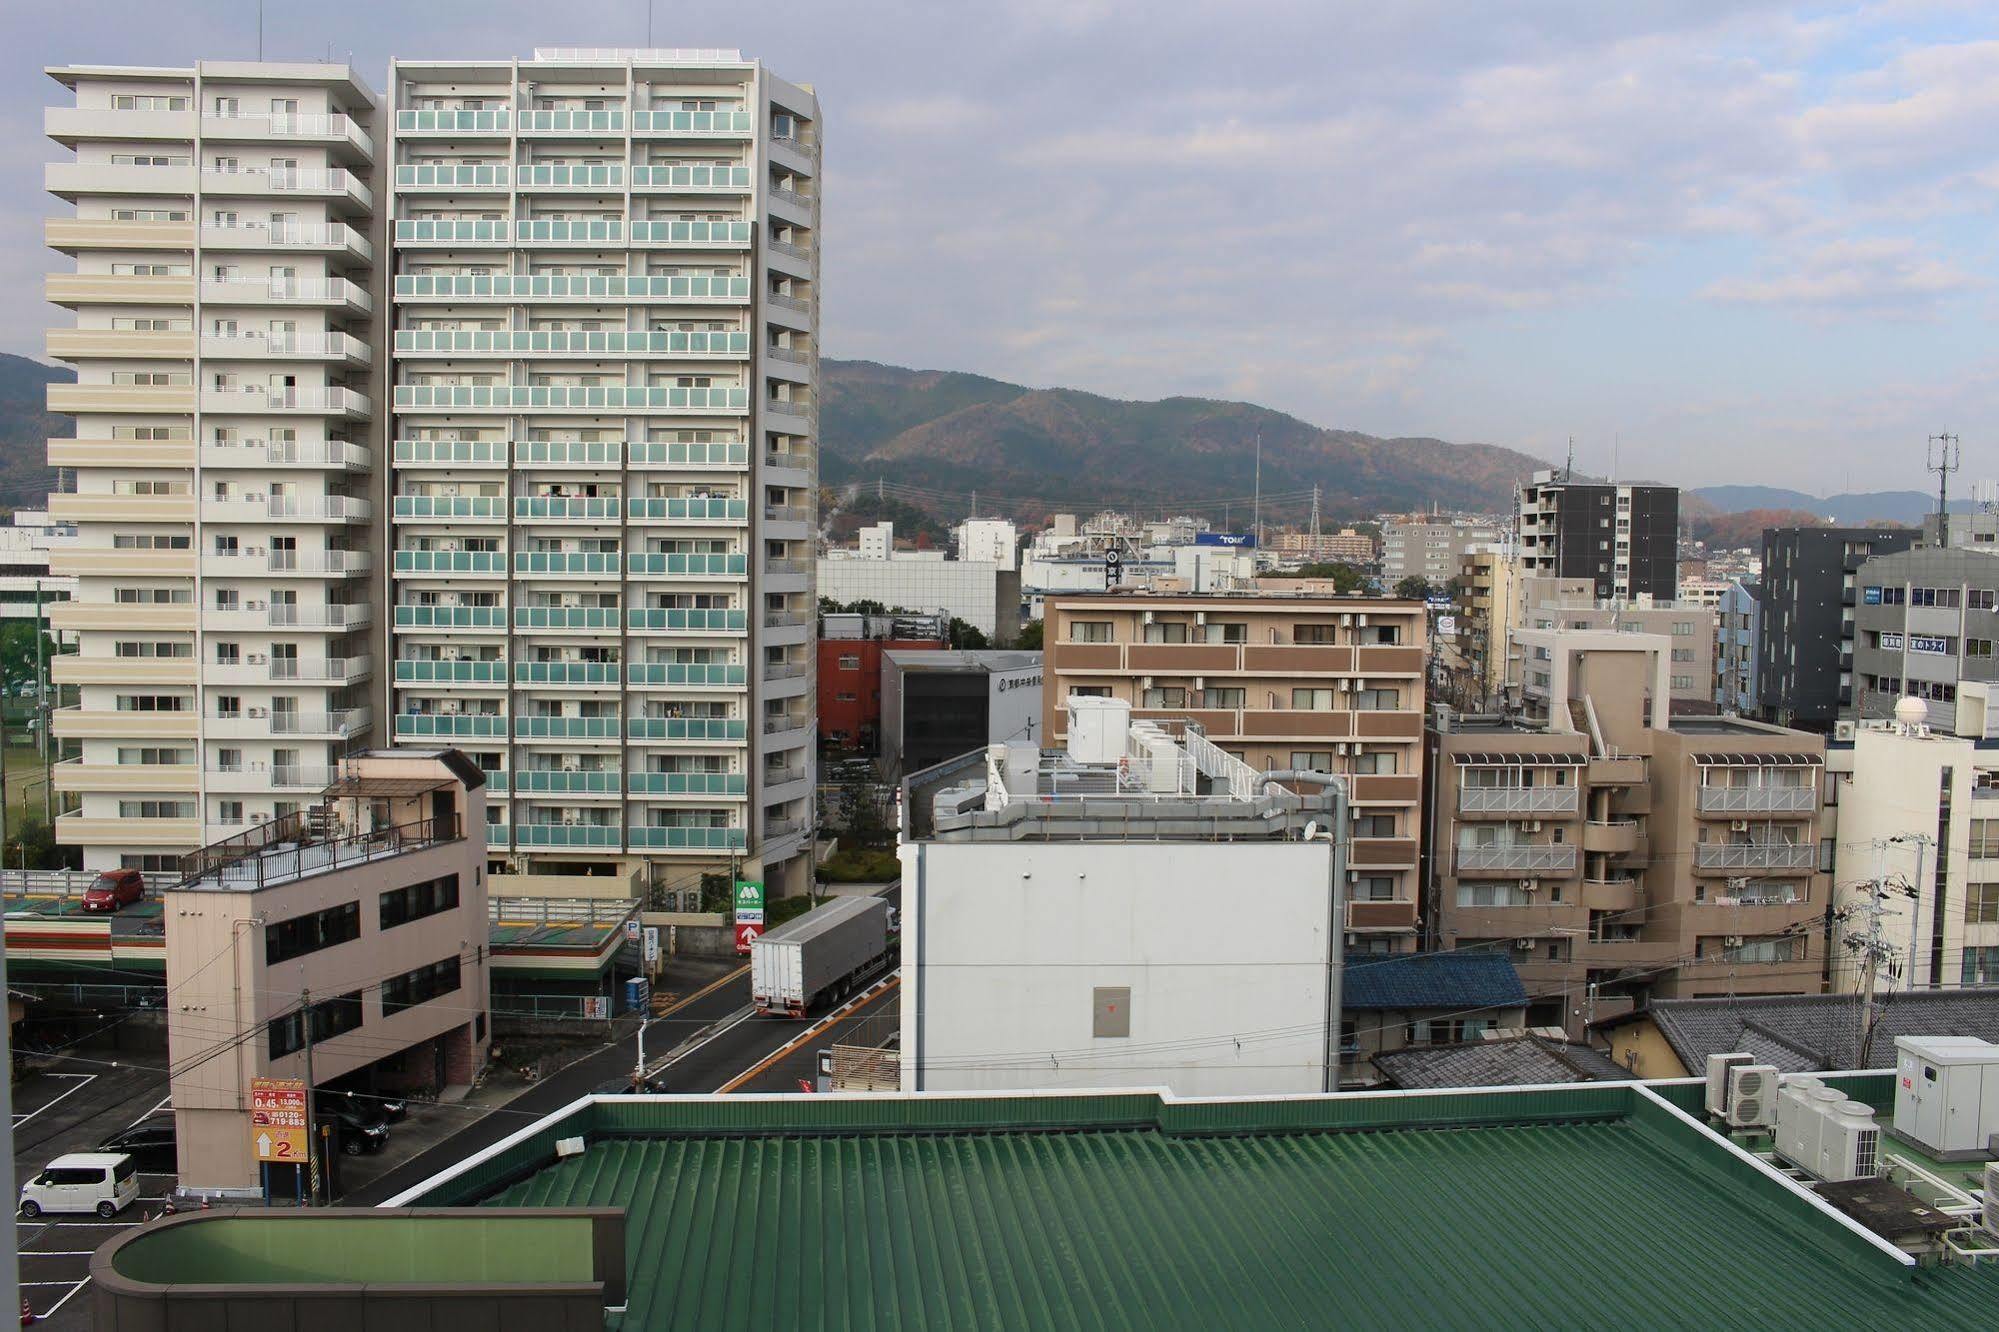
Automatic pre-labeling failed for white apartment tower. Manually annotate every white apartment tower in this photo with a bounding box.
[45,62,380,871]
[386,50,819,893]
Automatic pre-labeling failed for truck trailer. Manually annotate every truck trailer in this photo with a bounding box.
[751,895,892,1018]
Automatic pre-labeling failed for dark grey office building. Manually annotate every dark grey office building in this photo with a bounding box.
[1759,526,1917,730]
[1517,470,1679,602]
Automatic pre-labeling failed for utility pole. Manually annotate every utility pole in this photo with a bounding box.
[1844,845,1912,1064]
[1890,833,1933,991]
[301,988,320,1205]
[1928,432,1961,542]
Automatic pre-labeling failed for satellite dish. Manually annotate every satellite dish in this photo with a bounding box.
[1303,820,1320,843]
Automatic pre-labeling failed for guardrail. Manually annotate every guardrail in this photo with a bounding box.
[1,868,178,899]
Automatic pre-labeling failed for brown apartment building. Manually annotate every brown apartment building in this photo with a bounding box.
[1426,628,1825,1037]
[1042,592,1427,950]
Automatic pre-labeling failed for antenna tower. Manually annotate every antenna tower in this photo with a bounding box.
[1928,432,1961,539]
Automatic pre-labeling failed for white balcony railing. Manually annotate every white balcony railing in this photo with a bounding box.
[1458,786,1580,815]
[1454,844,1579,875]
[201,333,372,363]
[1696,785,1817,814]
[1692,842,1818,872]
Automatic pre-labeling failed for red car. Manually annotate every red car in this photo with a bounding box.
[81,869,146,913]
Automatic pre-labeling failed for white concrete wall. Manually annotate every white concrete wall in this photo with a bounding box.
[817,558,1004,636]
[987,664,1042,747]
[899,838,1336,1096]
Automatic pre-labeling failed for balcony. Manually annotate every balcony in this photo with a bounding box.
[394,440,508,467]
[395,109,510,134]
[206,765,337,793]
[56,813,201,848]
[393,605,506,629]
[392,496,506,521]
[629,772,747,796]
[1580,877,1643,912]
[201,112,373,159]
[514,497,622,522]
[1458,786,1579,816]
[201,276,372,312]
[518,109,626,134]
[632,109,753,135]
[630,440,748,468]
[762,610,810,629]
[628,497,747,522]
[511,770,622,795]
[201,386,371,417]
[764,396,811,424]
[518,164,625,190]
[1346,900,1418,933]
[47,493,195,526]
[266,604,371,630]
[1586,756,1647,786]
[1454,844,1579,875]
[46,272,194,308]
[46,161,197,201]
[200,221,371,260]
[629,608,747,632]
[515,552,620,576]
[514,824,623,849]
[53,707,199,741]
[628,716,747,742]
[395,163,510,191]
[202,441,373,472]
[629,219,754,247]
[762,716,809,739]
[1691,842,1818,873]
[514,607,621,631]
[395,713,507,739]
[46,328,193,361]
[628,825,748,850]
[395,329,751,358]
[394,273,751,302]
[515,661,620,686]
[266,655,372,683]
[627,662,745,687]
[631,164,752,191]
[45,217,193,254]
[627,552,746,578]
[1696,786,1817,815]
[394,218,510,245]
[398,384,750,412]
[50,601,195,634]
[205,495,372,524]
[394,659,507,685]
[514,716,620,741]
[763,503,810,524]
[47,383,193,414]
[201,167,372,210]
[1581,820,1640,854]
[200,332,372,366]
[395,550,505,576]
[52,759,198,794]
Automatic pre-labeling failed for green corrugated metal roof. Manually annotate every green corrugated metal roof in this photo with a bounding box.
[482,1105,1999,1330]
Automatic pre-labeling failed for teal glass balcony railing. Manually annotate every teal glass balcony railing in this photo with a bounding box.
[518,110,625,133]
[514,440,624,466]
[511,769,621,794]
[627,497,747,521]
[626,662,745,686]
[514,497,621,521]
[395,713,507,738]
[393,439,507,465]
[514,552,620,576]
[400,328,752,357]
[514,716,620,740]
[628,825,747,850]
[627,552,745,577]
[513,823,622,848]
[632,109,753,134]
[394,605,505,629]
[395,274,751,301]
[395,659,507,684]
[393,495,505,519]
[514,218,623,244]
[396,164,509,188]
[395,385,750,411]
[627,716,746,741]
[628,440,749,467]
[628,608,747,632]
[482,771,508,794]
[514,661,619,685]
[396,109,510,133]
[630,164,752,190]
[513,606,620,630]
[517,163,624,189]
[628,772,747,795]
[395,550,504,574]
[628,219,754,245]
[395,219,509,243]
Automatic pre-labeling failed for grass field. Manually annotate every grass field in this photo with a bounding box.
[0,742,58,831]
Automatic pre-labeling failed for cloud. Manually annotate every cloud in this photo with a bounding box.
[1701,237,1978,313]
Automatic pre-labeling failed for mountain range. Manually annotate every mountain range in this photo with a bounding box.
[1687,484,1958,527]
[0,354,66,512]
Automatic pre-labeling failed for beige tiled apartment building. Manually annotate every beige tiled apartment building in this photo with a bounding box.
[1426,628,1826,1036]
[1043,592,1427,948]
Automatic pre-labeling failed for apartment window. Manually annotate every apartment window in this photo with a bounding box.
[1457,883,1532,907]
[1355,814,1397,837]
[268,991,363,1059]
[1671,675,1694,690]
[115,695,187,712]
[119,854,178,872]
[1353,688,1400,711]
[1965,882,1999,925]
[117,800,194,820]
[1291,751,1334,771]
[1143,622,1189,644]
[1352,752,1397,774]
[1672,622,1694,636]
[1911,587,1962,609]
[117,747,191,766]
[111,94,189,110]
[1292,624,1337,645]
[1964,946,1999,986]
[1141,686,1188,708]
[1067,686,1112,699]
[1968,819,1999,858]
[113,641,190,659]
[1671,648,1694,663]
[1291,688,1336,711]
[1070,621,1114,643]
[1970,589,1997,612]
[1198,622,1247,645]
[1968,639,1994,659]
[836,654,860,670]
[1369,625,1401,645]
[382,956,462,1016]
[112,533,190,550]
[1353,876,1395,901]
[1197,687,1245,708]
[379,873,461,930]
[265,901,361,964]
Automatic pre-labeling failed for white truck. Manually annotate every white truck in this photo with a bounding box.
[750,895,892,1018]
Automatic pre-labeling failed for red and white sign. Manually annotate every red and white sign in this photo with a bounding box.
[734,921,763,954]
[249,1076,308,1162]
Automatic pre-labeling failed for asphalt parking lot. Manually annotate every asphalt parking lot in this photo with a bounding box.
[12,1057,173,1329]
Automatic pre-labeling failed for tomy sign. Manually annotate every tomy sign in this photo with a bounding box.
[1195,532,1257,548]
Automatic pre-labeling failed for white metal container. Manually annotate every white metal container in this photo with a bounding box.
[1892,1036,1999,1160]
[750,895,890,1018]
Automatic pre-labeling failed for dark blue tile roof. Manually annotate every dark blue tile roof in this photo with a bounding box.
[1342,951,1528,1011]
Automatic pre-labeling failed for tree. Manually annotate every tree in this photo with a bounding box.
[1394,576,1435,602]
[948,619,989,650]
[1015,619,1045,649]
[0,621,54,693]
[3,818,72,872]
[1291,562,1368,593]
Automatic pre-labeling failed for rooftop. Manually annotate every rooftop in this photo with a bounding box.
[1599,989,1999,1075]
[1341,950,1528,1011]
[392,1080,1999,1330]
[1372,1034,1636,1089]
[882,649,1041,674]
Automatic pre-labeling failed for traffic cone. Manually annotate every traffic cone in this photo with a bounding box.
[23,1293,37,1325]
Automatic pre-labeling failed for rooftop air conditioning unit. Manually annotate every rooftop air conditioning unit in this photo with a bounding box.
[1706,1052,1754,1116]
[1727,1064,1779,1129]
[1982,1162,1999,1241]
[1816,1100,1880,1183]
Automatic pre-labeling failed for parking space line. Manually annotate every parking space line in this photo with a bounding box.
[20,1250,99,1257]
[44,1278,90,1318]
[126,1095,172,1129]
[11,1072,95,1127]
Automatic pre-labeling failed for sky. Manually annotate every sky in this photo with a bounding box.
[8,0,1999,491]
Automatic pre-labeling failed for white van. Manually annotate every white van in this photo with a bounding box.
[18,1152,140,1218]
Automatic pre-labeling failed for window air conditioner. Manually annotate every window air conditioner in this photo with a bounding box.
[1523,821,1542,833]
[248,707,267,718]
[248,654,267,664]
[1341,614,1354,627]
[1730,820,1750,832]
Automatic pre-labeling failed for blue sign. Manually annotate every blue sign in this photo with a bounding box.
[1427,595,1454,612]
[1864,586,1883,605]
[1195,532,1256,548]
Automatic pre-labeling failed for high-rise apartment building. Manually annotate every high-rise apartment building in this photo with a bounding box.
[1849,545,1999,735]
[1380,517,1501,588]
[1517,470,1678,603]
[45,62,381,870]
[384,50,820,894]
[1759,525,1916,730]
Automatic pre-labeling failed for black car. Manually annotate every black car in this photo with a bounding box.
[318,1088,407,1123]
[315,1105,389,1156]
[96,1120,176,1173]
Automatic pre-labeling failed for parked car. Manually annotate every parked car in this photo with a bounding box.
[81,869,146,913]
[18,1153,139,1218]
[317,1105,389,1156]
[95,1120,177,1173]
[318,1089,406,1124]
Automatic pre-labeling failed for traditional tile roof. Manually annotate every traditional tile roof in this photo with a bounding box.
[1341,951,1528,1011]
[1373,1035,1635,1089]
[1603,988,1999,1073]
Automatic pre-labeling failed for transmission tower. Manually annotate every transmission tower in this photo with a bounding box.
[1928,432,1961,539]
